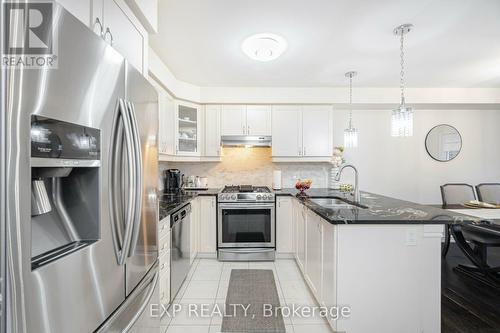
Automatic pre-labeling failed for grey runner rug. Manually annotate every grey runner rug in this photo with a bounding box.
[221,269,286,333]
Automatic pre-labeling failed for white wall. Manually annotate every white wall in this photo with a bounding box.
[334,109,500,204]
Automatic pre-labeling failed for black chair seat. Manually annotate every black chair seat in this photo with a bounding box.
[463,226,500,246]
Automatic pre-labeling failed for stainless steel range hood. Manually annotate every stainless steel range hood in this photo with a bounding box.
[221,135,272,147]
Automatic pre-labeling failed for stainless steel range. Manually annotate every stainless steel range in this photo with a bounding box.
[218,185,276,261]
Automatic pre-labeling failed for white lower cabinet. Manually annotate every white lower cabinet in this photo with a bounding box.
[198,196,217,255]
[190,198,200,264]
[291,198,442,333]
[305,210,322,298]
[320,219,336,326]
[295,202,307,272]
[276,197,294,255]
[158,215,171,309]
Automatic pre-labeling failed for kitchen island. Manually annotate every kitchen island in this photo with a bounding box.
[275,188,480,333]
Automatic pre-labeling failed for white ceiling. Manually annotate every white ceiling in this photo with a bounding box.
[150,0,500,88]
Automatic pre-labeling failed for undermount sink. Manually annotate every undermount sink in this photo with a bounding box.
[309,197,367,209]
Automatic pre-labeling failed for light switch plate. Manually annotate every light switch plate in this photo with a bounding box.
[406,228,417,246]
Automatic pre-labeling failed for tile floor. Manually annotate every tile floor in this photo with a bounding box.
[161,259,332,333]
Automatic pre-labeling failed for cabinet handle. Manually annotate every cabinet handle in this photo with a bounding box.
[298,148,302,156]
[303,147,306,156]
[242,125,246,134]
[93,18,103,36]
[247,126,250,134]
[104,27,114,46]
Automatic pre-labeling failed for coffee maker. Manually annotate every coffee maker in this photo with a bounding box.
[164,169,182,193]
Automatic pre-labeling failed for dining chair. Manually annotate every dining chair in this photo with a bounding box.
[476,183,500,205]
[440,183,477,256]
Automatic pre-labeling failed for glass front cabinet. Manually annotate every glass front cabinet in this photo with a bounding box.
[175,102,202,156]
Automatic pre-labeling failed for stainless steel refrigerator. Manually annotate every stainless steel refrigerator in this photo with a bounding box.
[1,3,159,333]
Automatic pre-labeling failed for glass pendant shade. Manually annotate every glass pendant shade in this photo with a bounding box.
[344,127,359,148]
[391,23,414,137]
[391,104,413,137]
[344,71,358,147]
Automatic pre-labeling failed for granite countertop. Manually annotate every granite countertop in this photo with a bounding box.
[158,188,220,221]
[274,188,483,225]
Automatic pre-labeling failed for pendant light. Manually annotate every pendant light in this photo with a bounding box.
[391,24,414,137]
[344,71,358,148]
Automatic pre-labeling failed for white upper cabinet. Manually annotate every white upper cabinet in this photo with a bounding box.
[56,0,93,26]
[204,105,221,157]
[246,105,271,136]
[175,102,202,156]
[272,106,302,157]
[150,79,175,155]
[302,105,332,157]
[221,105,246,135]
[124,0,158,33]
[101,0,145,72]
[221,105,271,136]
[272,105,332,159]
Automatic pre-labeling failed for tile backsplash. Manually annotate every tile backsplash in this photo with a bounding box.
[159,147,332,189]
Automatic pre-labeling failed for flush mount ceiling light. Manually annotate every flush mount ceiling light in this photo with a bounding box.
[241,33,287,62]
[391,23,414,137]
[344,71,358,148]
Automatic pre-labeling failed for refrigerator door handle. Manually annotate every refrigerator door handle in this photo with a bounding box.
[109,99,125,263]
[126,101,143,257]
[109,98,137,265]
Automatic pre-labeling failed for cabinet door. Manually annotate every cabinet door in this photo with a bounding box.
[302,106,332,157]
[199,197,217,254]
[57,0,93,27]
[272,106,302,157]
[102,0,145,72]
[150,79,175,155]
[305,211,322,297]
[221,105,246,135]
[204,105,221,157]
[246,105,271,136]
[190,198,200,264]
[321,220,336,325]
[276,197,294,254]
[176,102,201,156]
[296,206,307,271]
[163,94,176,155]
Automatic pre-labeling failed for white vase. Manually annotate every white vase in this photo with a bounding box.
[329,167,340,189]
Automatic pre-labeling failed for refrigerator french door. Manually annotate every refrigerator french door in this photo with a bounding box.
[2,4,158,333]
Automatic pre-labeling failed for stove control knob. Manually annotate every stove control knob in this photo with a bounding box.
[231,195,236,200]
[256,194,262,200]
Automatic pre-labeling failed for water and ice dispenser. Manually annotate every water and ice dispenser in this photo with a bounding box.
[30,116,101,269]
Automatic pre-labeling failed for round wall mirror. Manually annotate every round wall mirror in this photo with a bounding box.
[425,124,462,162]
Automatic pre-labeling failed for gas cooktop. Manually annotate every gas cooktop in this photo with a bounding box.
[219,185,274,203]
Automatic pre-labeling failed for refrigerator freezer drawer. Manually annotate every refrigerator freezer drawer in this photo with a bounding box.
[96,262,159,333]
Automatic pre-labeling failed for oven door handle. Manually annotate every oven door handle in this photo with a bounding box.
[218,203,275,210]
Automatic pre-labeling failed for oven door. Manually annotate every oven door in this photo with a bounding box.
[218,203,275,248]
